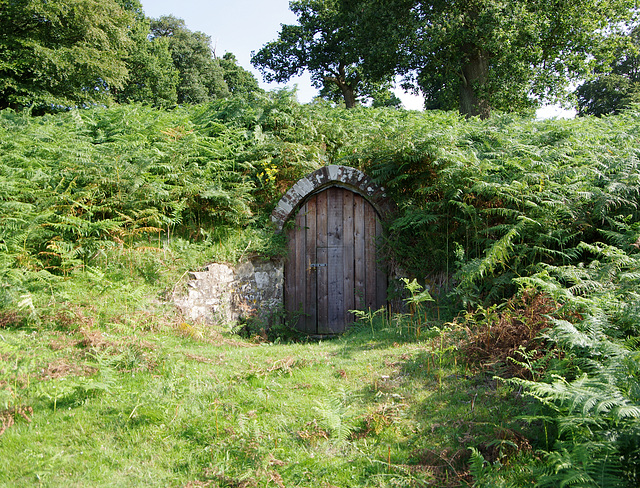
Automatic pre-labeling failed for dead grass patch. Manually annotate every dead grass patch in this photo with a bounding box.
[47,304,96,330]
[0,310,27,329]
[183,353,219,364]
[48,332,79,351]
[352,401,407,438]
[475,426,533,464]
[457,291,559,378]
[0,405,33,436]
[203,468,258,488]
[40,358,97,380]
[77,328,115,350]
[297,419,330,445]
[410,447,472,487]
[247,356,307,377]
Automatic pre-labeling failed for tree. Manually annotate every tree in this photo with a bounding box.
[114,11,179,107]
[251,0,394,108]
[350,0,636,118]
[218,53,262,96]
[150,15,230,104]
[575,26,640,117]
[0,0,134,112]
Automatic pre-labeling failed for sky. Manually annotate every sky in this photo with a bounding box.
[139,0,574,117]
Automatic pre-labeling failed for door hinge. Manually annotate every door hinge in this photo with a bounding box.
[309,263,327,268]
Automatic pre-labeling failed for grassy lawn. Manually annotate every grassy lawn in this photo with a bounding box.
[0,316,538,488]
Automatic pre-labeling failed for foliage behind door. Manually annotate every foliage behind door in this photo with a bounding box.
[285,187,386,334]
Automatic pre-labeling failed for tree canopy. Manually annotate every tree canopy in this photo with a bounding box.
[4,0,637,117]
[259,0,636,117]
[114,12,179,107]
[0,0,134,112]
[251,0,396,108]
[0,1,260,112]
[575,26,640,117]
[140,15,262,105]
[370,0,636,118]
[219,53,262,96]
[149,15,231,104]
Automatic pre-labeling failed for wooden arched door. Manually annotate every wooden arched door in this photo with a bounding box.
[284,186,387,334]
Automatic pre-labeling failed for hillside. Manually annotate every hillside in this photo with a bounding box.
[1,95,639,486]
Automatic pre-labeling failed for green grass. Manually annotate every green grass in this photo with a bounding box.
[0,316,537,488]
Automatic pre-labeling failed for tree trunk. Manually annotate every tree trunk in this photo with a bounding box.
[459,50,491,119]
[326,62,359,109]
[338,83,357,108]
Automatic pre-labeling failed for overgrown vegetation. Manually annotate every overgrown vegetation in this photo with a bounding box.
[0,311,535,487]
[1,94,639,486]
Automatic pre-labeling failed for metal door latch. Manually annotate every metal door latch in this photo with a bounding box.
[309,263,327,268]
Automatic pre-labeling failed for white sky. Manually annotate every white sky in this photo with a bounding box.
[139,0,574,117]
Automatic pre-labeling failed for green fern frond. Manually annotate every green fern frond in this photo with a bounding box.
[313,390,356,444]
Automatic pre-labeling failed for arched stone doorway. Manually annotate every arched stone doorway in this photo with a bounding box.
[272,166,393,334]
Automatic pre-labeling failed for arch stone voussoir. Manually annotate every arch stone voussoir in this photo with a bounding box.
[271,165,394,231]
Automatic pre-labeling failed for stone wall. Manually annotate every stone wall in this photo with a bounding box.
[173,257,283,326]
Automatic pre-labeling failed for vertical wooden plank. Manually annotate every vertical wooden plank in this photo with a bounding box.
[284,224,297,325]
[305,195,318,333]
[326,245,344,333]
[342,190,355,325]
[375,215,387,310]
[353,194,366,310]
[316,191,328,332]
[325,188,344,332]
[316,191,328,248]
[294,203,308,331]
[364,202,377,310]
[316,246,329,331]
[327,187,342,247]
